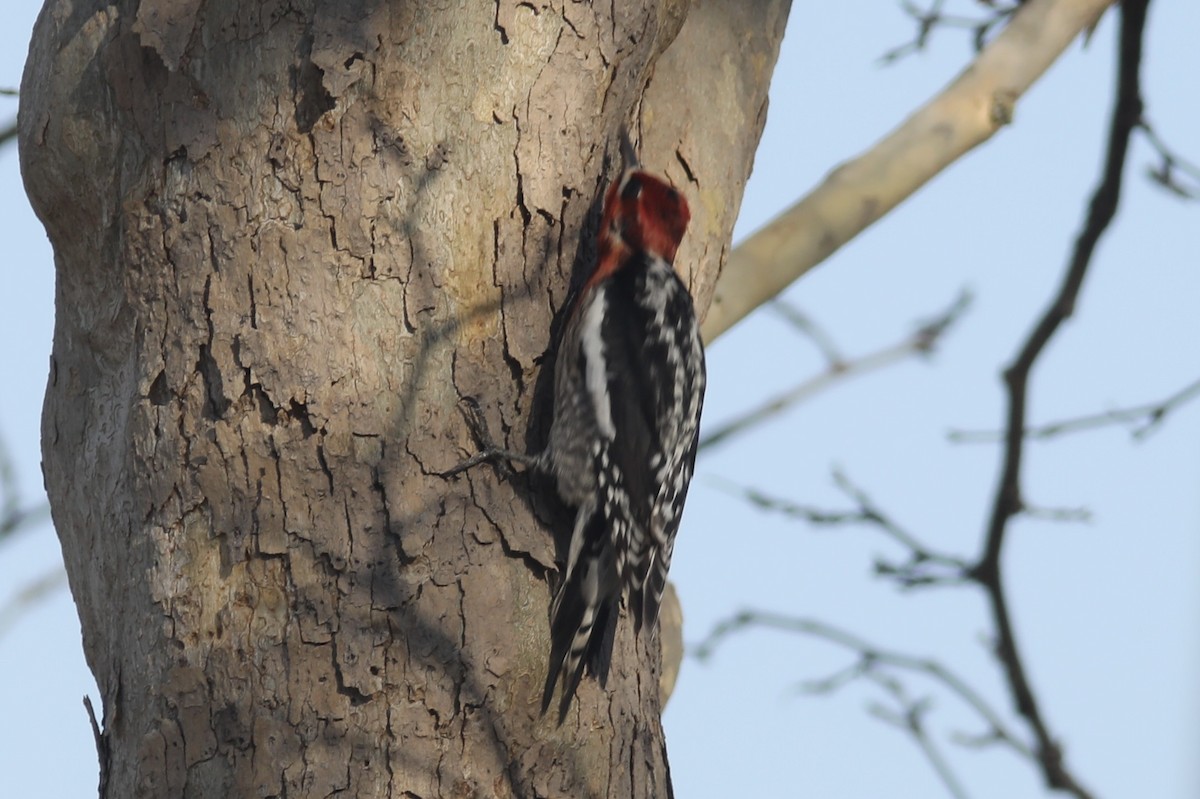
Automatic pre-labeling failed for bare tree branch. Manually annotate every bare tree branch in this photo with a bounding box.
[694,610,1036,766]
[709,466,975,595]
[703,0,1116,342]
[971,3,1149,797]
[706,478,872,527]
[709,466,972,583]
[699,291,970,451]
[948,375,1200,443]
[703,10,1157,773]
[698,4,1166,799]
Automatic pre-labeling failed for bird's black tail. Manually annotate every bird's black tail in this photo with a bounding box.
[541,512,617,723]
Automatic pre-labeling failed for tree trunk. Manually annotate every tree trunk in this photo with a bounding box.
[20,1,786,796]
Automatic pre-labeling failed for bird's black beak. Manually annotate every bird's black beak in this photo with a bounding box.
[619,126,640,171]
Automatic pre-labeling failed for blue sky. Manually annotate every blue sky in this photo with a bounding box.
[2,2,1197,797]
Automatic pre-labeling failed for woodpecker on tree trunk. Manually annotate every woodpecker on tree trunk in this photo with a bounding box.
[445,131,706,722]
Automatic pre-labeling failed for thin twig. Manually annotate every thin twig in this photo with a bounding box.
[879,0,1019,64]
[948,375,1200,443]
[0,502,51,541]
[708,470,970,587]
[0,434,16,524]
[1139,120,1200,200]
[865,673,971,799]
[770,300,845,366]
[0,432,50,542]
[879,0,952,64]
[0,120,15,150]
[833,469,970,587]
[0,568,68,641]
[700,291,970,452]
[972,3,1148,797]
[0,86,15,148]
[1020,504,1092,524]
[706,477,870,527]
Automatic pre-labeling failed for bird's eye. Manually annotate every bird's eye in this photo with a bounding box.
[621,175,643,202]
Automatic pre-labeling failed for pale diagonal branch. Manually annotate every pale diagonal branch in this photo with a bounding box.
[703,0,1116,343]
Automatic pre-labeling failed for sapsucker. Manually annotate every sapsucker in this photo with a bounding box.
[446,133,706,722]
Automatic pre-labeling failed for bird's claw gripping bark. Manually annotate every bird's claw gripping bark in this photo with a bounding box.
[440,397,526,481]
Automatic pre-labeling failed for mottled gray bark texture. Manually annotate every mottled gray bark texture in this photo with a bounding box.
[20,1,786,796]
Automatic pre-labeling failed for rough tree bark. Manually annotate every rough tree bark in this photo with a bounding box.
[19,1,786,796]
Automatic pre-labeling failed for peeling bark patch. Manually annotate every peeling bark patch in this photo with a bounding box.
[425,141,451,172]
[373,125,413,166]
[292,33,335,134]
[251,384,278,425]
[148,370,170,406]
[288,399,317,438]
[197,344,229,420]
[132,0,202,72]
